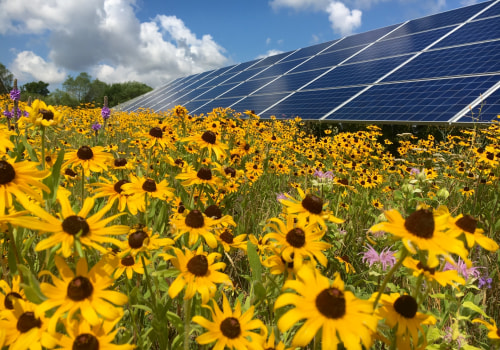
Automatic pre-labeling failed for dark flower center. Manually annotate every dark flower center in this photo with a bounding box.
[142,179,157,192]
[121,255,135,267]
[177,201,186,214]
[301,194,323,215]
[16,311,42,333]
[62,216,90,237]
[394,295,418,318]
[186,255,209,276]
[114,179,130,194]
[45,156,52,163]
[4,292,22,309]
[224,167,236,177]
[128,229,149,249]
[204,204,222,219]
[67,276,94,301]
[220,230,234,244]
[201,131,216,144]
[185,210,204,228]
[65,168,77,177]
[149,127,163,138]
[455,215,477,233]
[197,167,212,180]
[220,317,241,339]
[73,333,99,350]
[40,108,54,121]
[286,228,306,248]
[315,288,346,319]
[77,146,94,160]
[0,160,16,184]
[416,262,435,275]
[404,209,434,239]
[114,158,127,167]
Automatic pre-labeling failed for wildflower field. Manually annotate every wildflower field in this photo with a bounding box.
[0,88,499,350]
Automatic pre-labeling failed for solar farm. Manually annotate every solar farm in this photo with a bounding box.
[120,0,500,125]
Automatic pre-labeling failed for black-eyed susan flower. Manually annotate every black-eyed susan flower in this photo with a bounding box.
[117,225,174,258]
[275,266,377,349]
[91,176,133,213]
[120,175,174,214]
[182,130,229,160]
[145,125,171,149]
[175,165,222,188]
[0,298,55,350]
[369,208,470,268]
[192,293,267,349]
[472,318,500,341]
[56,316,135,350]
[280,188,344,228]
[261,330,293,350]
[0,157,49,213]
[63,145,113,176]
[19,193,129,257]
[38,256,128,332]
[403,256,465,289]
[112,253,148,280]
[23,99,63,127]
[162,246,231,304]
[263,214,330,270]
[375,293,436,349]
[217,229,247,253]
[0,275,24,314]
[442,208,499,252]
[171,209,218,248]
[0,125,14,154]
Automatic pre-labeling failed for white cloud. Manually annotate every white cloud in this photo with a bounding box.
[326,1,362,35]
[270,0,362,36]
[256,49,285,59]
[0,0,229,88]
[266,37,272,45]
[460,0,478,4]
[11,51,66,84]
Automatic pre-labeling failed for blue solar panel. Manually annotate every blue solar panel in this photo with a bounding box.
[328,75,500,123]
[382,41,500,82]
[230,93,291,114]
[324,24,400,51]
[348,27,451,63]
[217,77,277,98]
[306,55,411,89]
[433,17,500,48]
[476,1,500,19]
[455,86,500,123]
[222,67,267,85]
[290,46,365,73]
[191,97,242,114]
[202,72,239,88]
[251,52,291,69]
[249,58,308,79]
[257,68,329,94]
[280,40,337,62]
[260,87,364,119]
[384,1,491,39]
[191,82,239,100]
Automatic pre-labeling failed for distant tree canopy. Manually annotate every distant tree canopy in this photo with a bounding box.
[0,63,153,108]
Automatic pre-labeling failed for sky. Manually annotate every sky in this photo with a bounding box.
[0,0,483,91]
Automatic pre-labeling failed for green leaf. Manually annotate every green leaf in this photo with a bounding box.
[462,301,488,318]
[133,304,153,313]
[18,264,46,304]
[43,148,65,204]
[247,240,262,283]
[20,135,39,162]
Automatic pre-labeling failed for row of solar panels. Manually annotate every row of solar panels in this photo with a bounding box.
[119,0,500,124]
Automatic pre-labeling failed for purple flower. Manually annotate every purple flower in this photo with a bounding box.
[443,259,481,280]
[313,169,334,180]
[478,276,492,289]
[361,244,397,271]
[101,106,111,120]
[410,167,421,175]
[3,110,13,119]
[92,122,102,131]
[9,88,20,101]
[276,193,287,201]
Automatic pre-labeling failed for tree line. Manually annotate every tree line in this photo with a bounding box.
[0,62,153,108]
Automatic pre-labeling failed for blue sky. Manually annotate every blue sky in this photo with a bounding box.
[0,0,481,90]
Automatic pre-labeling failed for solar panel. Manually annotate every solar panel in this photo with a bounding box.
[121,0,500,124]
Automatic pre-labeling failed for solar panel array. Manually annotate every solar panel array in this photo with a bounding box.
[120,0,500,124]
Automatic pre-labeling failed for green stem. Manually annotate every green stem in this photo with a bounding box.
[7,226,24,282]
[141,254,156,307]
[372,248,408,310]
[81,166,85,206]
[184,298,192,350]
[41,126,46,170]
[126,277,142,348]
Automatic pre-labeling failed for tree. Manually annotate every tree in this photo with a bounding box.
[47,89,79,108]
[105,81,153,107]
[21,81,50,96]
[62,72,92,102]
[85,79,108,106]
[0,62,13,93]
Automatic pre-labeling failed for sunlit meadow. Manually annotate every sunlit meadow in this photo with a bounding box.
[0,86,499,349]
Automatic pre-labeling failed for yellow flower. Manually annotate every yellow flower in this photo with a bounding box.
[38,256,128,332]
[472,318,500,341]
[192,293,267,349]
[171,209,218,248]
[23,99,63,127]
[63,145,113,176]
[182,130,229,160]
[275,266,377,349]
